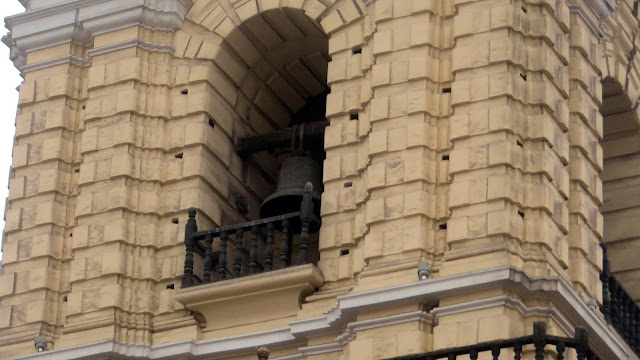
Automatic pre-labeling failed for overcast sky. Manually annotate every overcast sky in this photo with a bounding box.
[0,3,28,261]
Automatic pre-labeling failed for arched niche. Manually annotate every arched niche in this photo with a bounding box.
[600,76,640,303]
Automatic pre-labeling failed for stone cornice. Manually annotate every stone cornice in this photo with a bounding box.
[3,0,193,69]
[585,0,616,19]
[10,266,638,360]
[566,0,617,38]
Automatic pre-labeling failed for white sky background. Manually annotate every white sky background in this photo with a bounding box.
[0,2,28,261]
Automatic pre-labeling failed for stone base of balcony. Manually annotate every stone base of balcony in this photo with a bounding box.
[175,264,324,333]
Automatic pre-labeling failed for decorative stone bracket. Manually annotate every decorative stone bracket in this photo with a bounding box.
[174,264,324,332]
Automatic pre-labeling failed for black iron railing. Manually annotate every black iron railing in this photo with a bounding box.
[181,184,319,288]
[386,322,596,360]
[600,244,640,356]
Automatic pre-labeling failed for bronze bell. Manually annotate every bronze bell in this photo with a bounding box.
[260,156,323,218]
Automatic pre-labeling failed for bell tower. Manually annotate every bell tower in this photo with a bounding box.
[2,0,640,359]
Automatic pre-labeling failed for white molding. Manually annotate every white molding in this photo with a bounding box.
[432,295,576,336]
[15,38,175,73]
[335,310,435,346]
[4,0,193,70]
[567,0,619,38]
[567,2,604,38]
[9,266,638,360]
[298,342,343,357]
[87,38,175,57]
[19,54,90,72]
[10,339,152,360]
[272,354,305,360]
[585,0,616,19]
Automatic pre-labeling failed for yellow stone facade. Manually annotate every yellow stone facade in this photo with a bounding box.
[0,0,639,359]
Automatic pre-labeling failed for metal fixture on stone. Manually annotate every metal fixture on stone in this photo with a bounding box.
[257,346,270,360]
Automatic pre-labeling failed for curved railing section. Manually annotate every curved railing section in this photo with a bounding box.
[600,244,640,356]
[181,184,319,288]
[385,322,596,360]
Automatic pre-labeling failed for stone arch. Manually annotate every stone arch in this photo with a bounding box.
[171,0,368,225]
[600,75,640,302]
[178,0,367,131]
[598,1,640,303]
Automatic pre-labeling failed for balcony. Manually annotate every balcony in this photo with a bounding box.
[386,322,596,360]
[175,184,323,334]
[600,244,640,356]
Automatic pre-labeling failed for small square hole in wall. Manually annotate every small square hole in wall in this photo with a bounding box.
[352,46,362,54]
[340,249,350,256]
[69,233,73,237]
[171,218,179,224]
[349,112,359,121]
[74,168,80,173]
[175,153,183,159]
[439,223,447,230]
[180,89,189,95]
[518,210,525,218]
[442,87,452,94]
[442,154,450,161]
[209,118,215,128]
[166,284,175,289]
[344,182,353,188]
[82,105,86,110]
[62,295,68,302]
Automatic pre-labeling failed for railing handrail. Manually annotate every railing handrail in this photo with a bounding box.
[385,322,593,360]
[190,211,302,241]
[182,182,319,288]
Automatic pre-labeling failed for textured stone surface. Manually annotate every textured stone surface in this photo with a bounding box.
[0,0,639,359]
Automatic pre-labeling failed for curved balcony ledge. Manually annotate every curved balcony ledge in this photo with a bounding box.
[175,264,324,331]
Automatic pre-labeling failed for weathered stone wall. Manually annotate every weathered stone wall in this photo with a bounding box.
[0,0,639,359]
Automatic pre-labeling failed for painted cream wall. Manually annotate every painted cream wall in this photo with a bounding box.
[0,0,638,359]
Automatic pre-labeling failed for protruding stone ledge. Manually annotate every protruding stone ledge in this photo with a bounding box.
[175,264,324,332]
[3,0,193,69]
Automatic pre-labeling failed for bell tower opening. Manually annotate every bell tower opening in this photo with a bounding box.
[600,78,640,305]
[216,6,331,226]
[223,6,330,270]
[180,5,330,286]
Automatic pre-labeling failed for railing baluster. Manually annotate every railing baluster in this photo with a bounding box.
[234,228,244,277]
[280,218,290,268]
[625,296,632,341]
[297,182,313,265]
[533,322,546,360]
[600,244,611,324]
[203,233,214,283]
[636,311,640,355]
[249,226,259,275]
[621,290,628,341]
[610,280,619,330]
[491,346,500,360]
[575,327,588,360]
[513,343,522,360]
[470,350,478,360]
[181,208,198,288]
[556,342,565,360]
[630,301,637,351]
[264,222,274,272]
[218,231,228,280]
